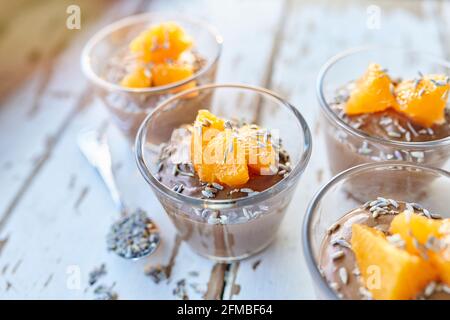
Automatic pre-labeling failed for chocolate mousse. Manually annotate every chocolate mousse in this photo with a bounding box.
[319,198,450,300]
[324,63,450,174]
[156,131,290,200]
[153,110,292,259]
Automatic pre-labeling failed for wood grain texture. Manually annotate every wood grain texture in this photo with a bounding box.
[0,0,144,227]
[226,0,447,299]
[0,0,114,104]
[0,0,285,299]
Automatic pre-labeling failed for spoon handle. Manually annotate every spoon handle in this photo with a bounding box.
[77,130,126,215]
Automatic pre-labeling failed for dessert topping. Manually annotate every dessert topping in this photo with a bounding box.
[151,62,194,87]
[345,63,397,115]
[191,110,280,187]
[394,74,450,127]
[130,21,192,64]
[390,211,450,287]
[120,65,152,88]
[345,64,450,128]
[351,223,437,300]
[120,22,196,89]
[342,203,449,300]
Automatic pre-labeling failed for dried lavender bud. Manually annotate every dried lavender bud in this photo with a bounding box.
[106,209,160,259]
[88,264,107,286]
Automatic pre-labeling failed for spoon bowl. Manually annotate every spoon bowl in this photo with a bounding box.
[77,129,160,260]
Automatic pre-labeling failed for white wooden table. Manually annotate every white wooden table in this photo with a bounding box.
[0,0,449,299]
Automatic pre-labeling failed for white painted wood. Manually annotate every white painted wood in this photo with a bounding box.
[437,1,450,59]
[0,0,285,299]
[0,0,448,300]
[229,0,446,299]
[0,0,143,224]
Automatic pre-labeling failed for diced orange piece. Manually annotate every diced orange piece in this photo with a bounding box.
[191,131,217,183]
[151,62,194,87]
[191,129,249,186]
[345,63,398,115]
[214,162,249,187]
[206,131,249,187]
[434,250,450,287]
[436,219,450,285]
[239,125,277,175]
[390,211,442,254]
[193,162,216,183]
[191,130,217,183]
[390,212,450,286]
[120,66,152,88]
[129,22,193,64]
[394,75,449,127]
[189,110,280,186]
[191,110,224,150]
[176,51,200,95]
[194,110,225,132]
[351,224,437,300]
[191,111,225,180]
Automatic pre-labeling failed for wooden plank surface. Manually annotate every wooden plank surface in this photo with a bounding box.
[0,0,285,299]
[0,0,449,299]
[224,0,448,299]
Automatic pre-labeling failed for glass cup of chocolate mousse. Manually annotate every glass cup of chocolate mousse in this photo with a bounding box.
[135,84,312,262]
[81,13,222,142]
[317,47,450,175]
[303,162,450,300]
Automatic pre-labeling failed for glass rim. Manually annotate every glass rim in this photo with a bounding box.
[316,45,450,149]
[302,161,450,300]
[135,83,312,209]
[81,12,223,94]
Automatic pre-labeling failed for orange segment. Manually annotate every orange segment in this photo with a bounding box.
[191,110,224,150]
[390,212,450,286]
[191,110,225,181]
[351,224,437,300]
[205,131,249,187]
[191,130,218,183]
[189,110,279,186]
[239,125,277,175]
[214,162,249,187]
[120,66,152,88]
[194,129,227,183]
[394,75,449,127]
[345,63,398,115]
[191,127,249,186]
[434,250,450,287]
[193,162,216,183]
[151,62,194,87]
[129,21,193,64]
[194,110,225,132]
[390,211,442,254]
[438,221,450,285]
